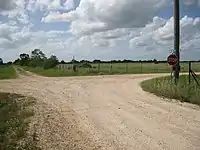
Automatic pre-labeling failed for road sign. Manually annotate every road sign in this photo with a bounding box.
[167,54,178,66]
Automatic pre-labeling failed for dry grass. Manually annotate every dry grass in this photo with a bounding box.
[0,93,40,149]
[141,75,200,105]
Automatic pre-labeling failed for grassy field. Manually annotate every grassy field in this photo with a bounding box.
[141,75,200,105]
[0,93,39,149]
[22,62,200,77]
[0,65,17,79]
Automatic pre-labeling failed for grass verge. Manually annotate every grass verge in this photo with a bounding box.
[21,66,120,77]
[0,93,40,149]
[21,65,171,77]
[141,75,200,105]
[20,62,200,77]
[0,65,17,79]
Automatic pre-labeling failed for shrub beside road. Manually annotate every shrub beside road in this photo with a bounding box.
[0,93,39,149]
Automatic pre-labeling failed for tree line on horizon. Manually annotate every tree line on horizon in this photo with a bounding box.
[0,49,200,69]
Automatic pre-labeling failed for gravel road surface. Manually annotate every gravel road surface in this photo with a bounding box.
[0,72,200,150]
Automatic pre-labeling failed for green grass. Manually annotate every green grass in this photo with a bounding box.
[141,75,200,105]
[0,65,17,79]
[0,93,40,149]
[21,62,200,77]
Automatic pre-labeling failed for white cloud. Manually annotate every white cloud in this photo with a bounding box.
[0,23,19,41]
[129,16,200,60]
[1,0,200,62]
[1,14,200,62]
[25,0,75,12]
[183,0,200,7]
[0,0,17,11]
[64,0,75,10]
[0,0,31,25]
[42,0,170,36]
[41,11,77,22]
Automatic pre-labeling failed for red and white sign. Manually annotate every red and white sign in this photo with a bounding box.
[167,54,178,66]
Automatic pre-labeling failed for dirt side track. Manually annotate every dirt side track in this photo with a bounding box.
[0,72,200,150]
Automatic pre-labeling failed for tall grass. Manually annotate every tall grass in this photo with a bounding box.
[141,75,200,105]
[0,93,40,149]
[0,65,17,79]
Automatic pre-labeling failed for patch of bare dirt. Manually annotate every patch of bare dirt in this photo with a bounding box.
[0,72,200,150]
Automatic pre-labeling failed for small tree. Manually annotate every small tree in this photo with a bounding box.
[0,58,3,65]
[29,49,47,67]
[13,58,21,65]
[43,55,59,69]
[60,60,66,64]
[6,61,12,65]
[31,49,46,60]
[153,59,158,64]
[93,59,101,63]
[19,53,30,66]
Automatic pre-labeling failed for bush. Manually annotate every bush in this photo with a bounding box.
[78,62,92,68]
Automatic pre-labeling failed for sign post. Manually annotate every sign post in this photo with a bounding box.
[173,0,180,84]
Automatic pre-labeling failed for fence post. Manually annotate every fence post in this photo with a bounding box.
[189,61,191,84]
[126,63,128,73]
[98,63,100,72]
[110,64,112,73]
[58,65,60,71]
[153,63,156,73]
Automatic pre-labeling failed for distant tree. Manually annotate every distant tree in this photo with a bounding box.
[60,60,66,64]
[13,58,21,65]
[93,59,101,63]
[19,53,30,66]
[70,58,79,64]
[122,59,133,63]
[43,55,59,69]
[153,59,158,64]
[80,60,86,63]
[6,61,12,65]
[110,60,118,63]
[0,58,3,65]
[29,49,47,67]
[78,62,92,68]
[31,49,46,60]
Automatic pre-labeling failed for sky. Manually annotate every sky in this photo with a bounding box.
[0,0,200,62]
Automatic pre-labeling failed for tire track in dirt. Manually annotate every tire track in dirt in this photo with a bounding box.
[0,72,200,150]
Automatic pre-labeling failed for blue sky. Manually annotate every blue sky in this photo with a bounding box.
[0,0,200,62]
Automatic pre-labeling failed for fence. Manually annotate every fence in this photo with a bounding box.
[56,62,200,74]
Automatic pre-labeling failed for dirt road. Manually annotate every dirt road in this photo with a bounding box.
[0,72,200,150]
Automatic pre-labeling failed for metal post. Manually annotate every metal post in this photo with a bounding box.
[173,0,180,84]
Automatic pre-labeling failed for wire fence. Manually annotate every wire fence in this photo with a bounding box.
[56,62,200,74]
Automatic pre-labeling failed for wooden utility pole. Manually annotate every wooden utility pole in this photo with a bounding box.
[173,0,180,84]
